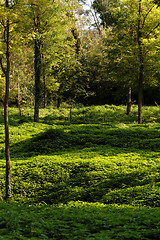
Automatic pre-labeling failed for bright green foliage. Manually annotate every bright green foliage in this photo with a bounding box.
[0,105,160,206]
[25,0,84,106]
[0,105,160,238]
[103,0,160,87]
[89,0,160,108]
[0,0,84,107]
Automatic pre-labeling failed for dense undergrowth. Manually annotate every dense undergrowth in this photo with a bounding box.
[0,104,160,239]
[0,201,160,240]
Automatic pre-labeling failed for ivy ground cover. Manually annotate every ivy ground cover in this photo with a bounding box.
[0,105,160,239]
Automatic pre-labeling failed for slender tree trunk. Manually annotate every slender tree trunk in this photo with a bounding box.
[33,14,41,122]
[42,54,47,108]
[5,0,11,200]
[70,100,73,122]
[57,97,61,108]
[0,57,11,199]
[127,86,132,115]
[34,37,41,122]
[17,76,22,116]
[43,73,47,108]
[57,85,62,108]
[137,0,143,124]
[138,70,143,124]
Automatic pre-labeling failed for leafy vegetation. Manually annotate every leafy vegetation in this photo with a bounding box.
[0,105,160,238]
[0,201,160,240]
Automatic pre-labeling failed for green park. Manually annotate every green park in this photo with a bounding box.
[1,0,160,239]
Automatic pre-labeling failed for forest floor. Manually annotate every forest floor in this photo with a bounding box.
[0,104,160,239]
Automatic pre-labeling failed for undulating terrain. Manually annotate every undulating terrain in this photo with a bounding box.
[0,105,160,239]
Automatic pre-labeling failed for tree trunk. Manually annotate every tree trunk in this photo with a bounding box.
[70,100,73,122]
[127,86,132,115]
[138,72,143,124]
[4,0,11,200]
[17,76,22,116]
[137,0,143,124]
[0,57,11,200]
[57,97,61,108]
[43,73,47,108]
[34,37,41,122]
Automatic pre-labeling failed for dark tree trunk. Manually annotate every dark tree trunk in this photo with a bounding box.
[2,0,11,200]
[71,29,80,55]
[57,97,61,108]
[70,100,73,122]
[138,65,143,124]
[127,86,132,115]
[17,76,22,116]
[137,0,143,124]
[33,14,41,122]
[43,73,47,108]
[34,37,41,122]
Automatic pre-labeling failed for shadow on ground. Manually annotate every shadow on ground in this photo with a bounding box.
[0,124,159,159]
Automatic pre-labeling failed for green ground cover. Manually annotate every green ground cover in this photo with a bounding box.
[0,201,160,240]
[0,105,160,239]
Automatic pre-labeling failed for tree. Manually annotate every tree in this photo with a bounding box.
[90,0,135,111]
[33,12,41,122]
[137,0,143,124]
[40,0,87,108]
[125,0,160,123]
[0,0,33,199]
[24,0,44,122]
[0,0,11,200]
[22,0,80,120]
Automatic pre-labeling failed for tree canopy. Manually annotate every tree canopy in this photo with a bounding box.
[0,0,160,121]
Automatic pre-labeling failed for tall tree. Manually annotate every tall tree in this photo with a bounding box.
[39,0,84,108]
[137,0,143,124]
[0,0,11,200]
[23,0,79,120]
[33,12,41,122]
[25,0,44,122]
[0,0,31,199]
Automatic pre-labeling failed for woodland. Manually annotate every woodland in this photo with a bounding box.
[1,0,160,239]
[1,0,160,119]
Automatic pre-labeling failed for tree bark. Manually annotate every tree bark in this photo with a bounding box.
[137,0,143,124]
[127,86,132,115]
[34,37,41,122]
[17,76,22,116]
[138,69,143,124]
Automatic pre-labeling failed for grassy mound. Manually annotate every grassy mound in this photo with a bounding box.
[8,123,160,158]
[9,149,159,205]
[102,184,160,206]
[0,105,160,205]
[0,105,160,239]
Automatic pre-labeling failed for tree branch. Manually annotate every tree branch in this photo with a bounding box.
[145,22,160,38]
[142,6,154,29]
[0,19,6,29]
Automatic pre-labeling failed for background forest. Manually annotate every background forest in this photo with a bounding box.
[1,0,160,113]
